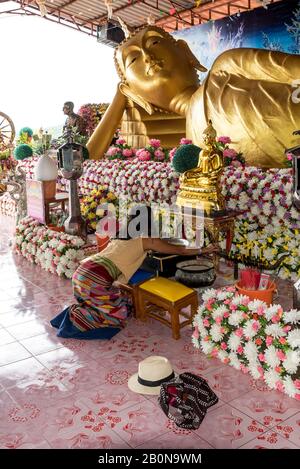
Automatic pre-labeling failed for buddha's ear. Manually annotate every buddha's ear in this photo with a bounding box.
[177,39,207,72]
[119,83,154,115]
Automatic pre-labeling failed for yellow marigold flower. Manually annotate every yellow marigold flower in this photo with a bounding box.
[107,192,116,200]
[88,213,95,220]
[90,202,97,209]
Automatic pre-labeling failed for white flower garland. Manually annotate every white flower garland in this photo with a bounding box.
[14,216,93,278]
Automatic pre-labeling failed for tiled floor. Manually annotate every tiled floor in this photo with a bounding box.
[0,214,300,449]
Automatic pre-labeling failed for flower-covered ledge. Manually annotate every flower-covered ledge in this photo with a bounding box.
[192,287,300,399]
[15,217,96,278]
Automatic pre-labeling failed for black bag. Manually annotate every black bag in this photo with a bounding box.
[159,372,218,429]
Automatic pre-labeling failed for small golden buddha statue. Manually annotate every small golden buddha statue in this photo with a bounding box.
[87,25,300,168]
[177,121,225,213]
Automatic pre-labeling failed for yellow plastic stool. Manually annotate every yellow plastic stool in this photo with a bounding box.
[137,277,198,340]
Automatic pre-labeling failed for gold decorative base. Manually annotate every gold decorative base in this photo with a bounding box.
[176,187,225,214]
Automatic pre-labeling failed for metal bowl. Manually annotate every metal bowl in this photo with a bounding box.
[175,258,216,287]
[164,238,190,247]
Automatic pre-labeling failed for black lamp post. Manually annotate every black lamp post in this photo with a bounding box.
[57,131,87,239]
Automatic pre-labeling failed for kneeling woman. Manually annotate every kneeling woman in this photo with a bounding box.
[51,211,217,339]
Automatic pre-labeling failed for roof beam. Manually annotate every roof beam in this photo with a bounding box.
[48,0,80,16]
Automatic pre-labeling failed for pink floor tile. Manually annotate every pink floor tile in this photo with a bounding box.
[74,384,148,416]
[20,332,64,356]
[0,328,16,346]
[40,394,131,449]
[193,404,269,449]
[0,390,50,448]
[0,357,47,390]
[230,389,300,429]
[0,342,31,366]
[102,399,173,448]
[48,360,114,393]
[8,372,72,408]
[137,426,213,449]
[240,430,299,449]
[202,366,253,403]
[266,412,300,446]
[6,320,52,341]
[0,308,41,327]
[35,347,91,371]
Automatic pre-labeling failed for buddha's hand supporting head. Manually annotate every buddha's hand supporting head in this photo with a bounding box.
[114,26,206,114]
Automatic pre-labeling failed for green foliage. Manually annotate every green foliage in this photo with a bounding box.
[19,127,33,137]
[172,144,200,174]
[14,144,33,160]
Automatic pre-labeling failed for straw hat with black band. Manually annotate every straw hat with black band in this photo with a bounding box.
[128,356,175,395]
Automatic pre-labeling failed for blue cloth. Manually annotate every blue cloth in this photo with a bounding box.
[50,307,121,340]
[128,269,155,286]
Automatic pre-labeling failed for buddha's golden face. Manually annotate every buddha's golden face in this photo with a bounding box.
[115,27,199,109]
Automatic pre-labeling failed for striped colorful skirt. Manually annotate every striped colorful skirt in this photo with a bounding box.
[50,257,129,340]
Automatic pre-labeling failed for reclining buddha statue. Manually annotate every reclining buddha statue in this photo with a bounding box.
[87,25,300,169]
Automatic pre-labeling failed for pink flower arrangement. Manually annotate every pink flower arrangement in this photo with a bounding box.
[136,139,169,163]
[218,136,231,144]
[180,138,193,145]
[136,149,151,161]
[106,137,134,161]
[223,148,238,158]
[193,286,300,400]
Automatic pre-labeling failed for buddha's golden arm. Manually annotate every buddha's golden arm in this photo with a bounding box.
[211,48,299,84]
[86,85,127,160]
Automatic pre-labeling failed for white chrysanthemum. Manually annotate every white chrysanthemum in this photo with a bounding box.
[265,345,280,368]
[265,324,285,338]
[244,341,258,364]
[57,242,66,252]
[264,369,280,390]
[59,256,68,266]
[262,203,272,216]
[283,309,300,325]
[197,305,206,316]
[263,248,274,261]
[228,311,244,326]
[192,336,200,349]
[249,365,261,380]
[210,324,223,342]
[212,305,228,320]
[283,376,298,398]
[265,305,281,321]
[248,299,265,311]
[216,290,230,301]
[287,329,300,349]
[228,352,241,370]
[243,320,259,340]
[202,289,216,302]
[228,333,241,352]
[231,295,249,306]
[65,249,78,260]
[283,350,300,374]
[200,340,214,355]
[49,238,59,248]
[218,350,228,362]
